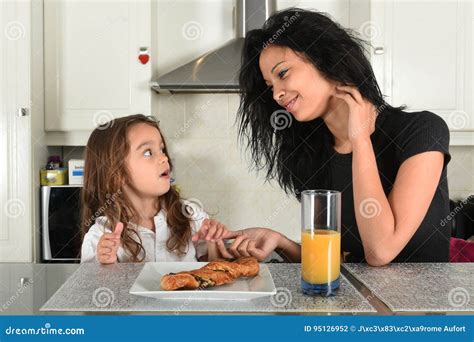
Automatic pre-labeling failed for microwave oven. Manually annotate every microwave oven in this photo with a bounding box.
[41,185,82,261]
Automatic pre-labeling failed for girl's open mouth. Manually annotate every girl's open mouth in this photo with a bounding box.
[160,169,170,178]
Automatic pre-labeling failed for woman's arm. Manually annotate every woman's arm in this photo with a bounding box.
[275,233,301,262]
[352,137,443,265]
[218,227,301,262]
[336,86,444,266]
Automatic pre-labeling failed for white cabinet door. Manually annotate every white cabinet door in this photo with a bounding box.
[0,265,35,315]
[370,0,473,139]
[44,0,151,131]
[0,0,33,262]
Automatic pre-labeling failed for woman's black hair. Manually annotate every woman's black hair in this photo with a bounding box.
[237,8,405,199]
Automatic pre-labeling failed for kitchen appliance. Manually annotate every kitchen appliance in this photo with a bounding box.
[450,196,474,239]
[41,185,82,261]
[151,0,276,93]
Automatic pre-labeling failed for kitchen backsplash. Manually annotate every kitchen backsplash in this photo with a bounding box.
[58,94,473,241]
[156,94,302,241]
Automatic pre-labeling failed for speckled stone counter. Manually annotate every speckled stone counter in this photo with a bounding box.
[40,263,375,314]
[344,263,474,313]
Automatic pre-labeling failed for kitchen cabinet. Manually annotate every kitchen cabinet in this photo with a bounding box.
[370,0,473,145]
[44,0,151,132]
[0,0,33,262]
[0,263,80,315]
[0,265,35,314]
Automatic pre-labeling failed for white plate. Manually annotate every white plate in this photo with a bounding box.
[130,262,277,301]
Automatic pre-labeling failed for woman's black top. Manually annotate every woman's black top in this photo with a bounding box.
[329,108,451,262]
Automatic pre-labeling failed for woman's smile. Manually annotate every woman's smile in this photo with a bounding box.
[284,95,299,112]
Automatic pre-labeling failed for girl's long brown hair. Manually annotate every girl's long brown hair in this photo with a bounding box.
[81,114,193,262]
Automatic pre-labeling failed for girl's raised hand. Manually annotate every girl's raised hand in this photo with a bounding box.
[97,222,123,264]
[192,219,229,242]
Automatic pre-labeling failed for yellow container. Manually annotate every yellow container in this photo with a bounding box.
[40,168,68,186]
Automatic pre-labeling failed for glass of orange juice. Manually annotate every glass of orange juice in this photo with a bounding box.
[301,190,341,296]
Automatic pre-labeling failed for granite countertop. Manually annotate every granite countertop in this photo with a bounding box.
[344,263,474,313]
[40,263,376,314]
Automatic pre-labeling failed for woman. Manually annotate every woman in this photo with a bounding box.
[220,8,451,266]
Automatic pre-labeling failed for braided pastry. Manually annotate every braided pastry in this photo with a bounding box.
[160,257,260,291]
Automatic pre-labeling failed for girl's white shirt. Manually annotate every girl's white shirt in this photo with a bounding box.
[80,200,208,263]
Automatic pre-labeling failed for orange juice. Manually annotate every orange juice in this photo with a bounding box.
[301,229,340,284]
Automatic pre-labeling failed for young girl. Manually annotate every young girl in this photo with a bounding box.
[81,114,229,264]
[218,8,452,266]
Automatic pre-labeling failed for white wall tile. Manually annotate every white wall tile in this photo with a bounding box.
[226,190,274,230]
[156,94,185,139]
[183,94,229,139]
[170,138,232,192]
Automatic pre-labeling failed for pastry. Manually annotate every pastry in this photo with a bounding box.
[160,257,259,291]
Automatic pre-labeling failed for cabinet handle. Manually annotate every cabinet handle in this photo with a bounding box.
[374,47,385,55]
[17,108,29,117]
[20,277,30,287]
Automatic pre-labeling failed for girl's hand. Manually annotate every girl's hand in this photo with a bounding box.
[97,222,123,264]
[192,219,229,242]
[334,85,378,144]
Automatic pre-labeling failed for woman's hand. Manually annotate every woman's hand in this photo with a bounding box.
[97,222,123,264]
[334,85,378,144]
[218,228,283,261]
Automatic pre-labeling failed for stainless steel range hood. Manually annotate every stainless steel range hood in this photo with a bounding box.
[151,0,276,94]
